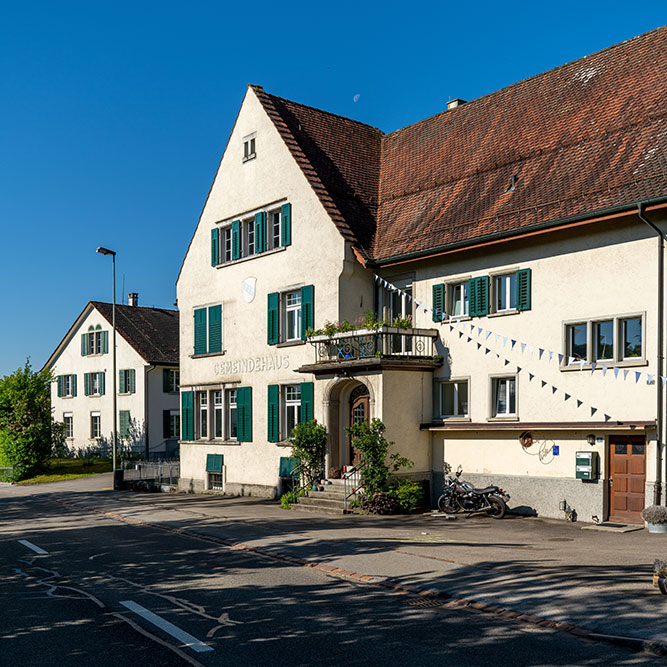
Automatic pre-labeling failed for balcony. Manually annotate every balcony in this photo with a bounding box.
[296,326,442,375]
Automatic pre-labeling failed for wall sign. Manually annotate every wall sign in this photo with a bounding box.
[214,354,290,376]
[242,277,257,303]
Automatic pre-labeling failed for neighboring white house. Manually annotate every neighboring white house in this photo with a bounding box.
[44,297,180,458]
[176,26,667,522]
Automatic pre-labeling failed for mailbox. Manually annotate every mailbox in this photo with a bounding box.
[575,451,598,480]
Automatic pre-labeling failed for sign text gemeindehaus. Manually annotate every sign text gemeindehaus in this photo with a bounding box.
[214,354,290,376]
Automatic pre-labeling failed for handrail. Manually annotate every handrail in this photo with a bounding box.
[342,459,367,512]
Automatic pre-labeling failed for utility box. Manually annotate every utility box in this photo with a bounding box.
[575,451,599,480]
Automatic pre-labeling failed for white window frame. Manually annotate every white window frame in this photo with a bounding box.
[594,319,614,362]
[268,209,281,250]
[226,389,238,440]
[562,313,646,369]
[283,385,301,439]
[166,369,179,393]
[169,411,180,439]
[437,379,470,419]
[283,290,302,343]
[222,226,233,262]
[197,391,208,440]
[63,413,73,439]
[242,133,256,162]
[208,471,224,491]
[490,376,517,419]
[91,372,102,396]
[62,374,73,397]
[449,282,469,318]
[494,273,517,313]
[244,218,255,256]
[213,390,224,440]
[90,412,101,439]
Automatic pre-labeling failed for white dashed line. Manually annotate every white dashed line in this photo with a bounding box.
[119,600,213,653]
[17,540,48,555]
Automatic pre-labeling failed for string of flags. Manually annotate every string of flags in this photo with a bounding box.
[374,273,657,423]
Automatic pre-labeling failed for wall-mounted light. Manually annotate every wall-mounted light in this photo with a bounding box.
[519,431,533,448]
[586,434,596,446]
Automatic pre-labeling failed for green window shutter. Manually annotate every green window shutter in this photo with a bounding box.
[163,410,171,438]
[254,212,266,253]
[206,453,224,473]
[279,457,300,478]
[71,375,77,397]
[300,285,314,340]
[231,220,241,260]
[129,369,136,393]
[468,278,477,317]
[57,376,63,398]
[101,331,108,354]
[119,411,130,439]
[300,382,314,423]
[267,384,280,442]
[208,305,222,354]
[211,227,220,266]
[267,292,279,345]
[163,369,170,392]
[119,370,126,394]
[432,283,445,322]
[237,387,253,442]
[99,372,105,396]
[281,203,292,246]
[194,308,207,355]
[81,334,88,356]
[84,373,91,396]
[181,391,194,441]
[516,268,532,311]
[476,276,489,316]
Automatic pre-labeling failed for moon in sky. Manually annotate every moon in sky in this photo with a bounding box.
[353,94,361,103]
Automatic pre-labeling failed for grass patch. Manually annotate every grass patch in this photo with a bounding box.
[15,458,113,485]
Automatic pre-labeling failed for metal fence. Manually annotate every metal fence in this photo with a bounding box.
[120,459,180,486]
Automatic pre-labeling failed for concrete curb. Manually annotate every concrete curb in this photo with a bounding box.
[53,496,667,659]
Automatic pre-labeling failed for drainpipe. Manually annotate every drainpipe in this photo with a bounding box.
[638,203,664,505]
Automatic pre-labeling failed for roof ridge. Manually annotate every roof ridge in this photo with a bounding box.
[250,84,384,135]
[384,25,666,139]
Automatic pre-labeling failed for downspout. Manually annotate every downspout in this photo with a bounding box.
[145,365,156,459]
[638,203,664,505]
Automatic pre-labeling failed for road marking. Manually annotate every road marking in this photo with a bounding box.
[120,600,213,653]
[17,540,48,555]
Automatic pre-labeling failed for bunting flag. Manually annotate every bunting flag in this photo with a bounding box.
[520,343,526,354]
[516,366,522,373]
[548,351,554,362]
[614,367,620,379]
[647,374,655,384]
[591,362,597,373]
[635,371,642,384]
[579,360,585,371]
[577,400,583,408]
[604,414,611,422]
[623,369,630,380]
[551,386,557,394]
[529,345,535,356]
[591,407,598,416]
[539,348,544,359]
[528,373,535,381]
[564,393,571,401]
[602,365,608,377]
[486,330,492,340]
[558,354,564,365]
[662,376,667,387]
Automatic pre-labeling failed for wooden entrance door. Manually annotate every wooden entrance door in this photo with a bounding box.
[349,386,369,465]
[609,435,646,524]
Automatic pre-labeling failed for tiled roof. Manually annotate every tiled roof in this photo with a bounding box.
[92,302,179,365]
[256,26,667,263]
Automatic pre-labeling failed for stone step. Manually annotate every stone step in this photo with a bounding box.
[297,496,347,510]
[290,503,345,516]
[307,490,347,501]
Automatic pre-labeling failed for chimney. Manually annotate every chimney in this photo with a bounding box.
[447,98,466,110]
[128,292,139,307]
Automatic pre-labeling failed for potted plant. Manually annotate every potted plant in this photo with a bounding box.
[641,505,667,533]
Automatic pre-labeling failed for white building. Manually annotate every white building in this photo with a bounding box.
[176,27,667,522]
[45,298,180,458]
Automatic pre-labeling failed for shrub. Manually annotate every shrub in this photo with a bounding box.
[389,478,426,513]
[289,420,327,481]
[641,505,667,524]
[361,492,396,515]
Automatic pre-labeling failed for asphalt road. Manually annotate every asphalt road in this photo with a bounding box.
[0,483,662,666]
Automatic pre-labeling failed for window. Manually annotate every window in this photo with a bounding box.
[63,413,73,438]
[495,273,517,312]
[450,283,469,318]
[243,133,256,161]
[492,377,517,418]
[268,285,314,345]
[284,291,302,342]
[284,385,301,436]
[119,410,131,439]
[211,203,291,266]
[57,374,77,398]
[193,305,222,355]
[90,412,101,438]
[198,391,208,439]
[563,314,645,367]
[119,369,136,394]
[163,368,179,393]
[81,326,108,356]
[163,410,180,439]
[84,372,105,396]
[207,453,224,490]
[214,390,224,439]
[208,472,224,490]
[227,389,237,440]
[438,380,469,418]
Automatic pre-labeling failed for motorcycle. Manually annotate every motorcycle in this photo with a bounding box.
[437,466,510,519]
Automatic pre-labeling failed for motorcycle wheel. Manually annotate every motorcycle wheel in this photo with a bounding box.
[437,494,458,514]
[487,495,507,519]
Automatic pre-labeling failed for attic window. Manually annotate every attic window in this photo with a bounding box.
[503,175,518,193]
[243,133,256,162]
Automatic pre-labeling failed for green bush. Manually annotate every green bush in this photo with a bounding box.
[389,478,426,513]
[289,420,327,481]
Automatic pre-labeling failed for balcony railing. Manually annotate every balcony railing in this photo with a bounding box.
[308,326,439,363]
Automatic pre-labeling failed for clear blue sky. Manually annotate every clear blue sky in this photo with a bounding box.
[0,1,663,377]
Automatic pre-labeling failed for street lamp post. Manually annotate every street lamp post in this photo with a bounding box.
[96,246,118,480]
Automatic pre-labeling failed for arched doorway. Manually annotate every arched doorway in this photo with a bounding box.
[349,385,370,464]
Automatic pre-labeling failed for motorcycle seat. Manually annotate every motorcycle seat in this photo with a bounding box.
[471,486,498,494]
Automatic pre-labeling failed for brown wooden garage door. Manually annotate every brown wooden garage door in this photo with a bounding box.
[609,435,646,524]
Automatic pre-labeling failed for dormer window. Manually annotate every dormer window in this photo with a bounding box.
[243,133,256,162]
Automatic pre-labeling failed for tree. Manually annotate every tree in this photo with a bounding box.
[289,419,327,481]
[0,360,53,480]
